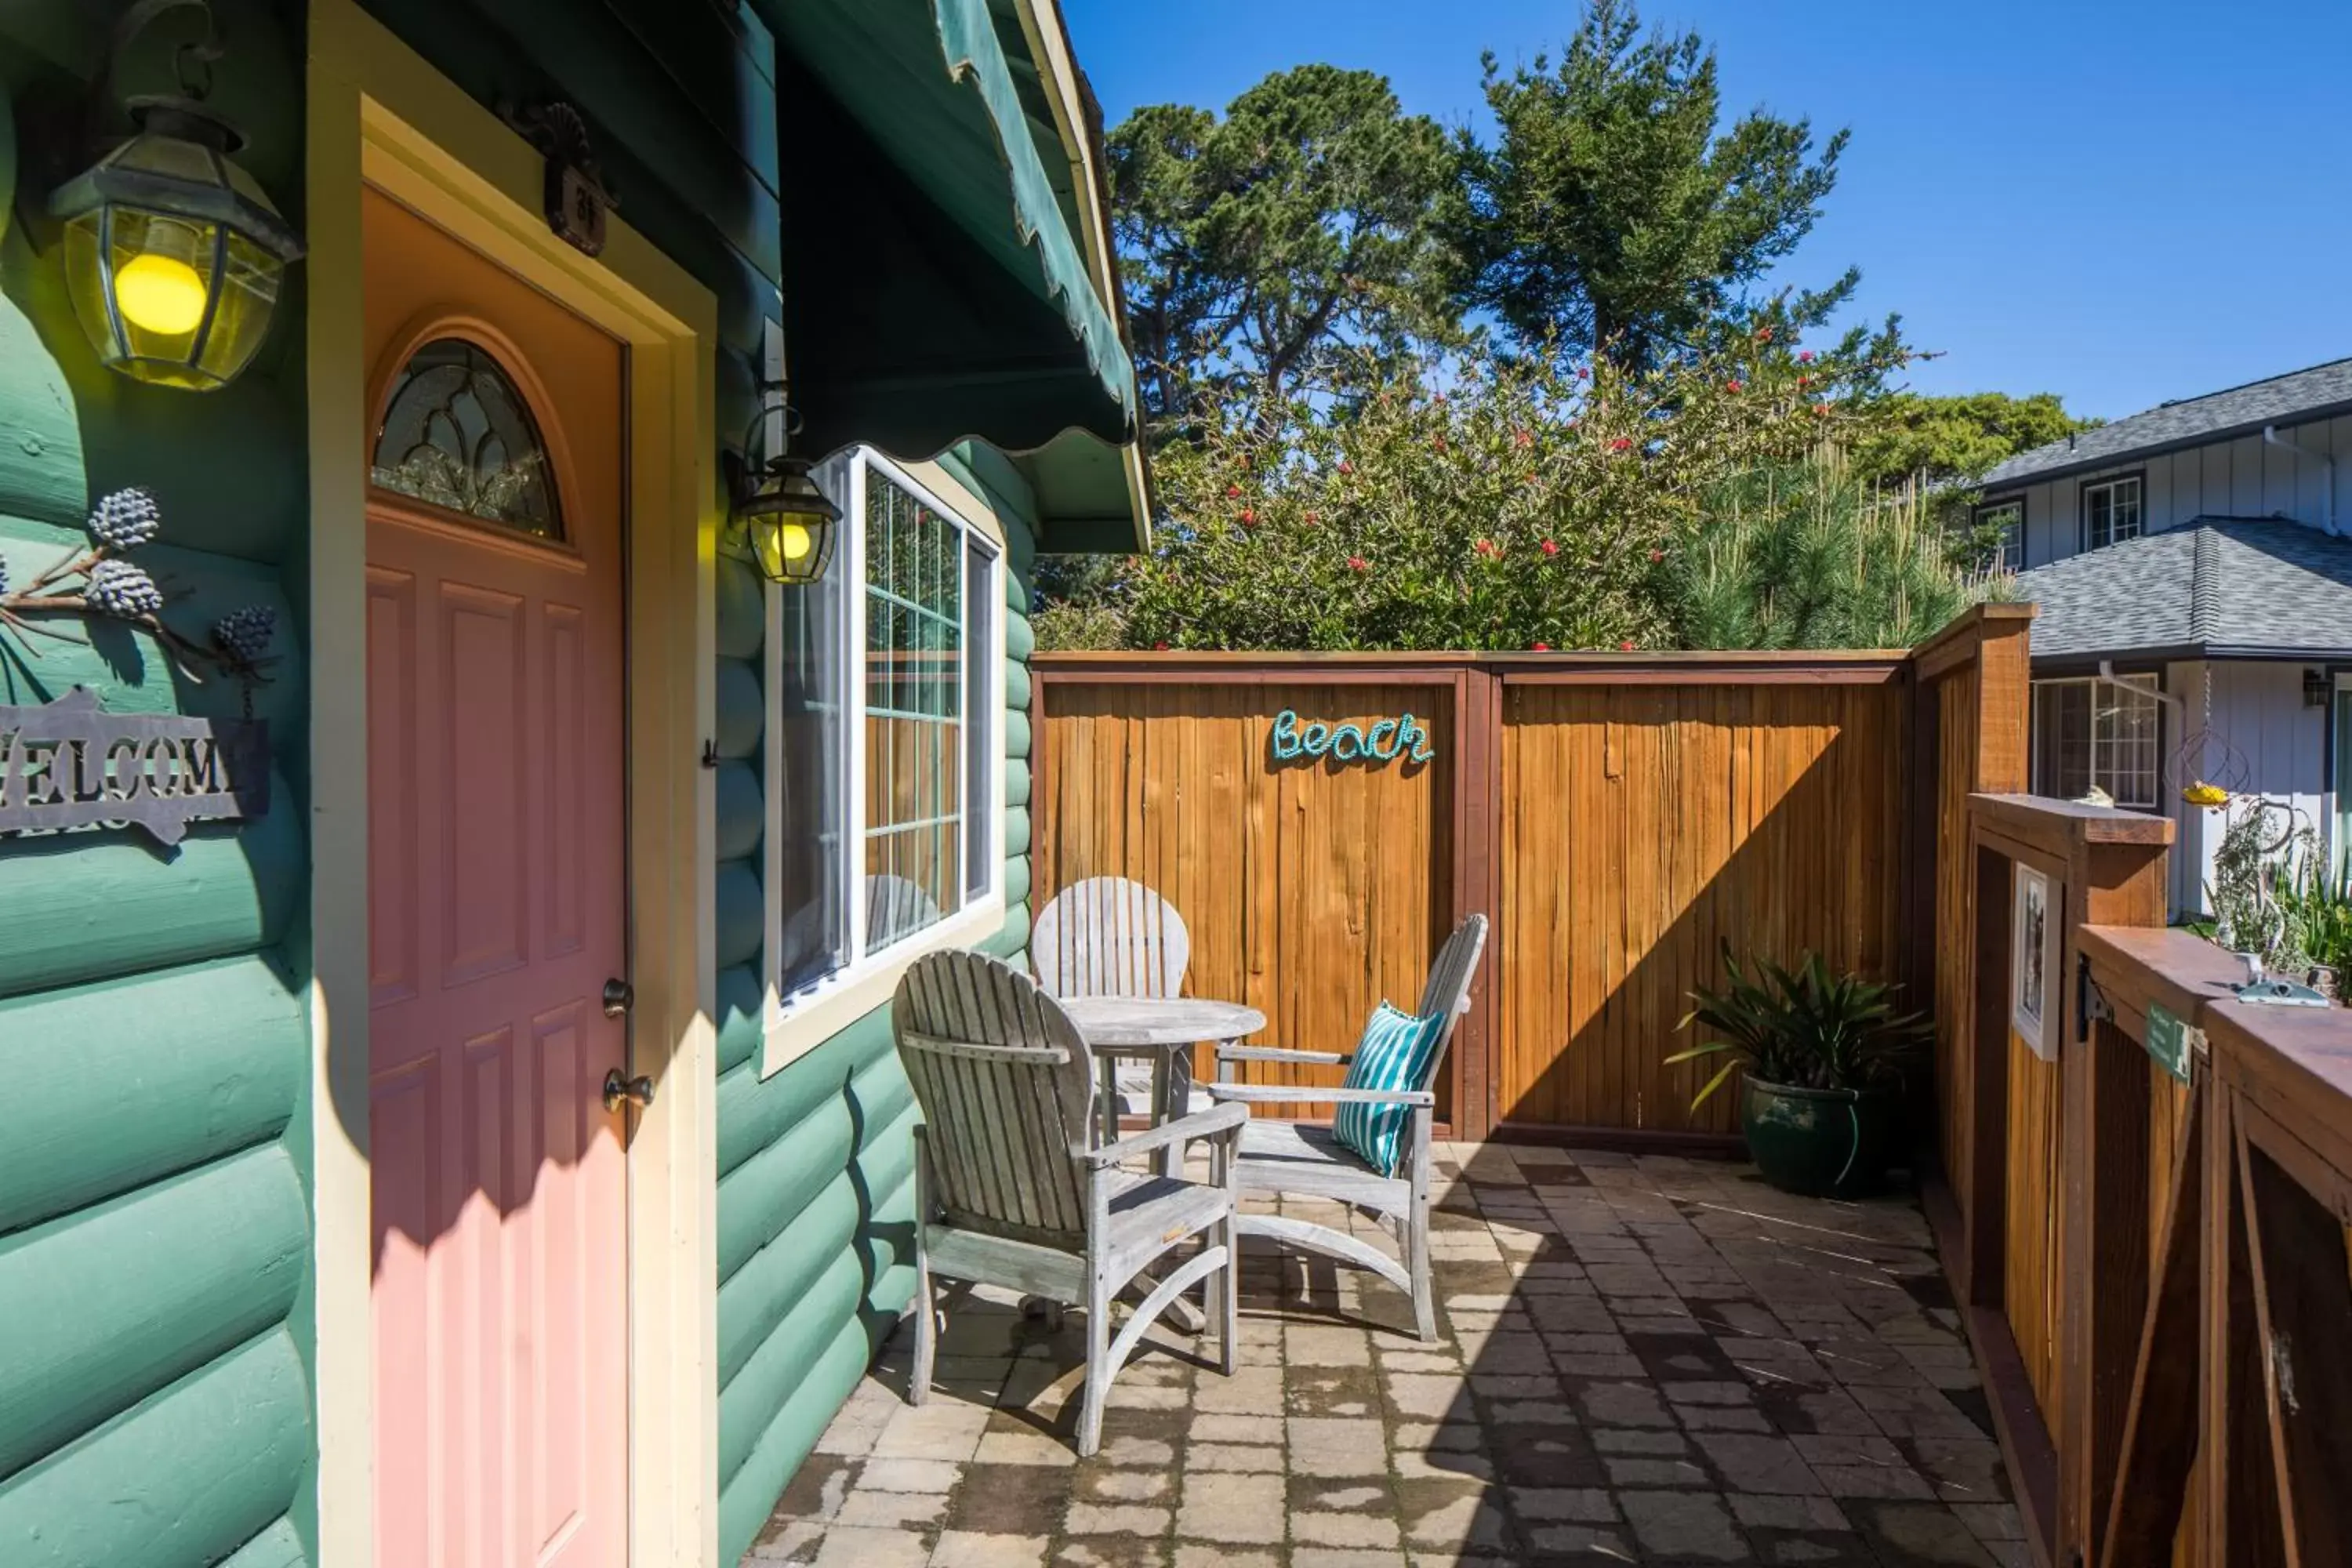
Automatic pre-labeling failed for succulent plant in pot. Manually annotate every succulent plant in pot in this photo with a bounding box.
[1670,943,1935,1197]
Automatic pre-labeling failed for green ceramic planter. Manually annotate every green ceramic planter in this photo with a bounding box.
[1740,1076,1899,1198]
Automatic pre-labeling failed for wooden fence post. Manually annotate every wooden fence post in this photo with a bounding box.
[1454,665,1501,1142]
[2059,833,2171,1568]
[1911,602,2034,1305]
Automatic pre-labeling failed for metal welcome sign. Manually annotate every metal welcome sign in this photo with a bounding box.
[0,688,269,848]
[1269,708,1435,766]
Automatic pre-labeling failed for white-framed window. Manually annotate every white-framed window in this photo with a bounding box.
[2032,673,2161,808]
[2082,474,2143,551]
[2335,673,2350,871]
[764,447,1005,1055]
[1975,497,2024,571]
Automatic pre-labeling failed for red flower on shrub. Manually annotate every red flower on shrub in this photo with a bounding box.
[1347,555,1368,572]
[1302,510,1319,525]
[1577,366,1590,380]
[1796,375,1811,389]
[1754,325,1774,343]
[1610,437,1634,452]
[1648,548,1664,563]
[1432,434,1448,453]
[1725,379,1744,394]
[1798,350,1816,364]
[1225,484,1242,499]
[1154,641,1170,651]
[1540,539,1559,557]
[1530,641,1552,652]
[1474,538,1502,560]
[1813,402,1832,416]
[1337,459,1354,475]
[1514,429,1534,448]
[1240,508,1258,525]
[1620,640,1636,652]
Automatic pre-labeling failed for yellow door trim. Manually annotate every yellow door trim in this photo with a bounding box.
[306,3,721,1563]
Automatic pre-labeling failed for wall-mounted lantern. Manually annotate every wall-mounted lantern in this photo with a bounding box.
[736,452,840,586]
[2304,668,2331,708]
[47,0,304,391]
[731,336,839,584]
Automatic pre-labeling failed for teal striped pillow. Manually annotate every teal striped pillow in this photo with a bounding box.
[1331,1001,1444,1177]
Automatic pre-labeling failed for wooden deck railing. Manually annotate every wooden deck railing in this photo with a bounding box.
[1924,786,2352,1568]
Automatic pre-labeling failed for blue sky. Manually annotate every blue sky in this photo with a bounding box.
[1062,0,2352,421]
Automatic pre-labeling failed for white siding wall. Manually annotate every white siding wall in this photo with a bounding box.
[2162,659,2332,919]
[1998,411,2352,570]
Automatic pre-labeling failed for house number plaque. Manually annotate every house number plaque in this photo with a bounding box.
[0,688,269,848]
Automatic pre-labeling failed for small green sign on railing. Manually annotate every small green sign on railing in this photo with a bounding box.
[2143,1000,2198,1084]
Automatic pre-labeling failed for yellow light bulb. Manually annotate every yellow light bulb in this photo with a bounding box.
[777,521,814,561]
[115,251,209,336]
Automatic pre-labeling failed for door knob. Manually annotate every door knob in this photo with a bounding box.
[601,978,634,1017]
[603,1068,655,1113]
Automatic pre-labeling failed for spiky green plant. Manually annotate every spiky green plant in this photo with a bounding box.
[1664,451,2012,652]
[1668,942,1935,1109]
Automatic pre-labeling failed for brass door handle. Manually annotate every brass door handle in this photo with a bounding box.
[603,1068,654,1113]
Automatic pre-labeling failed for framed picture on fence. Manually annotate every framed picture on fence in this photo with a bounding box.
[2010,864,2060,1060]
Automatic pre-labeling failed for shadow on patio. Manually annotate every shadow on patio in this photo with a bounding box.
[741,1142,2021,1567]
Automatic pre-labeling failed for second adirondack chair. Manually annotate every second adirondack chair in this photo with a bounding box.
[1031,876,1205,1129]
[1207,914,1488,1341]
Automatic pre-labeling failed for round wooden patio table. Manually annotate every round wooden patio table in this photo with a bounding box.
[1059,996,1267,1175]
[1057,995,1265,1335]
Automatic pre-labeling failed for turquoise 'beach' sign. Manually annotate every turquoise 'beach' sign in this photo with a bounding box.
[1270,709,1435,766]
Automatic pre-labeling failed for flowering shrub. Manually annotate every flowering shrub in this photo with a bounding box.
[1037,329,1904,652]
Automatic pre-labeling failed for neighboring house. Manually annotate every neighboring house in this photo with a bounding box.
[0,4,1143,1567]
[1995,360,2352,916]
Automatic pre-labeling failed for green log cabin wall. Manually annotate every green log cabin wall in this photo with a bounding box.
[713,446,1038,1563]
[0,0,789,1561]
[0,6,317,1564]
[5,0,1044,1555]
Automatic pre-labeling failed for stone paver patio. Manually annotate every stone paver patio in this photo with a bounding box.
[744,1142,2023,1567]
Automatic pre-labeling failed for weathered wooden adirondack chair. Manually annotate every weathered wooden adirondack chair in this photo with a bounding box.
[1030,875,1191,998]
[1207,914,1488,1341]
[1031,876,1206,1128]
[866,873,942,949]
[891,949,1247,1454]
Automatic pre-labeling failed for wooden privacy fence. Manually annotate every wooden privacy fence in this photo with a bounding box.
[1924,791,2352,1568]
[1030,617,2026,1142]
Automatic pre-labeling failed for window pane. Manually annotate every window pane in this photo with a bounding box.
[772,465,852,995]
[965,535,996,899]
[2112,478,2142,543]
[2096,677,2160,808]
[863,463,967,951]
[2032,681,2093,799]
[2336,688,2351,873]
[1977,502,2023,570]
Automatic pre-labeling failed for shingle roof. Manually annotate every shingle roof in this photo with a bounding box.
[2014,518,2352,662]
[1983,358,2352,488]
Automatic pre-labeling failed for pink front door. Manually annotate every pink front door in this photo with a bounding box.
[365,187,630,1568]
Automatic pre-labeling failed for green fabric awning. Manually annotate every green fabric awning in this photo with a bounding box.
[760,0,1143,523]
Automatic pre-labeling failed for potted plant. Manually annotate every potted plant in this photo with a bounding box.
[1669,944,1935,1197]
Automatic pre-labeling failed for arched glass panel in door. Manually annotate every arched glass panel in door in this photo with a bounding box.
[369,336,563,539]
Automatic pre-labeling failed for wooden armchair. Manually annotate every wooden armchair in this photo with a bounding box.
[1207,915,1487,1341]
[1031,875,1207,1130]
[892,949,1246,1454]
